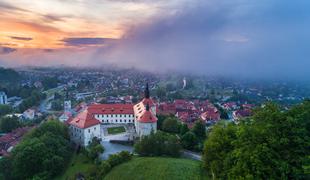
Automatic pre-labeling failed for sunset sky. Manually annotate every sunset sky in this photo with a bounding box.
[0,0,310,80]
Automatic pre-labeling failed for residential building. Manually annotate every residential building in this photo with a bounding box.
[0,91,7,105]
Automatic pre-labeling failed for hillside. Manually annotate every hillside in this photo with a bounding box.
[104,157,208,180]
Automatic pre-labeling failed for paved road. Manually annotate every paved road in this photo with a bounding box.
[181,150,202,161]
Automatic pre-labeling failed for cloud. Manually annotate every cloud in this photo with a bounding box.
[0,46,17,54]
[61,37,117,46]
[97,0,310,80]
[10,36,33,41]
[1,0,310,81]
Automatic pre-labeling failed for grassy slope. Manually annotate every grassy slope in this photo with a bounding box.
[104,157,208,180]
[55,153,96,180]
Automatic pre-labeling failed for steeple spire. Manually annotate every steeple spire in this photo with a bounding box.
[146,103,150,111]
[144,83,150,99]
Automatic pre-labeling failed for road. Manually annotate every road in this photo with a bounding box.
[181,150,202,161]
[39,85,65,113]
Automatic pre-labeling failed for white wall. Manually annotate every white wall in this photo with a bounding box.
[94,114,134,124]
[69,124,101,146]
[83,124,101,146]
[136,122,157,137]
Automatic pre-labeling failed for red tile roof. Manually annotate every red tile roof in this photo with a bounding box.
[141,98,155,106]
[138,110,157,123]
[88,104,134,114]
[68,109,100,129]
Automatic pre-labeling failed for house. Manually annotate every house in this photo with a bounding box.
[233,109,252,121]
[0,127,33,157]
[23,108,36,120]
[67,109,101,146]
[200,107,221,123]
[158,102,176,115]
[59,112,72,122]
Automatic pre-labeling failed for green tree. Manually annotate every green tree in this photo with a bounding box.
[203,122,237,179]
[179,123,189,135]
[134,131,181,157]
[203,102,310,179]
[8,120,71,179]
[87,137,104,161]
[0,116,21,133]
[192,120,206,140]
[0,104,13,117]
[156,86,167,99]
[181,131,198,150]
[162,117,180,134]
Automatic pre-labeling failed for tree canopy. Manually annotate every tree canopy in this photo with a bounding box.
[134,131,181,157]
[0,120,72,180]
[203,102,310,179]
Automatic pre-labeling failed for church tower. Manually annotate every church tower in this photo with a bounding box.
[133,83,158,137]
[64,88,71,113]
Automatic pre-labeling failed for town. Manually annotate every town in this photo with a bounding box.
[0,66,309,179]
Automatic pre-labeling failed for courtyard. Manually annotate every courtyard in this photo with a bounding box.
[107,126,126,135]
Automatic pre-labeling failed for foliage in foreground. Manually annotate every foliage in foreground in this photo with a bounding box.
[203,102,310,179]
[0,120,72,180]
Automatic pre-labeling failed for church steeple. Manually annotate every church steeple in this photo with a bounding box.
[145,103,150,111]
[144,83,150,99]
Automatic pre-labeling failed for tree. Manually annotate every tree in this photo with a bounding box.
[203,102,310,179]
[156,86,167,99]
[42,77,58,90]
[181,132,198,150]
[162,117,180,134]
[87,137,104,161]
[8,120,71,179]
[179,123,189,135]
[134,131,181,157]
[157,115,166,130]
[203,122,238,179]
[0,116,21,133]
[0,104,13,117]
[51,100,63,111]
[192,120,206,140]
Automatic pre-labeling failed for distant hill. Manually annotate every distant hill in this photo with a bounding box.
[0,67,20,83]
[104,157,208,180]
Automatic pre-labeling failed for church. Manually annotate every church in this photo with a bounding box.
[67,83,158,146]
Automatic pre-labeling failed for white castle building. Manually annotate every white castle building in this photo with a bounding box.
[67,83,157,146]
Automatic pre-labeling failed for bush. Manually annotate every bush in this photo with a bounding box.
[107,151,132,167]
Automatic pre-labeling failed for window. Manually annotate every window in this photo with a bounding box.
[116,120,118,122]
[120,120,122,122]
[88,129,90,133]
[120,114,122,117]
[94,127,96,130]
[124,120,126,123]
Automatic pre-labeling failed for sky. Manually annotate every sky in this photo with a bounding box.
[0,0,310,80]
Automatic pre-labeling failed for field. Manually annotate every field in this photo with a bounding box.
[55,152,96,180]
[104,157,208,180]
[107,126,126,135]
